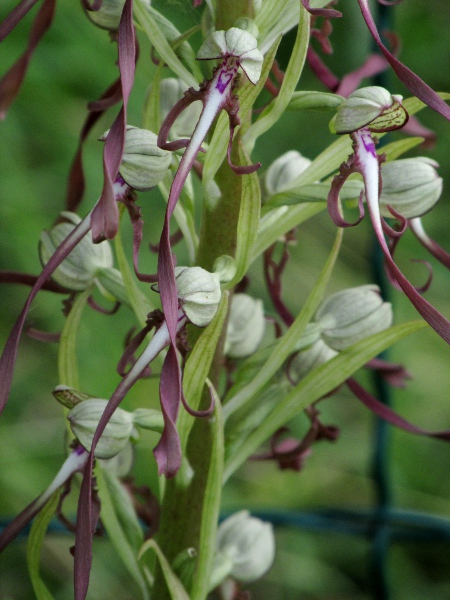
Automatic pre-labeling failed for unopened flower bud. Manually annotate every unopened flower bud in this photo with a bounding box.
[332,86,408,134]
[39,212,114,291]
[101,126,171,191]
[197,27,263,85]
[213,255,237,284]
[380,157,443,218]
[224,294,265,358]
[175,266,222,327]
[315,285,393,351]
[233,18,259,40]
[265,150,311,195]
[289,339,338,382]
[214,511,275,584]
[67,399,135,459]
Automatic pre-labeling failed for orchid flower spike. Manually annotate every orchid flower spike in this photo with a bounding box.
[327,86,450,345]
[154,26,263,478]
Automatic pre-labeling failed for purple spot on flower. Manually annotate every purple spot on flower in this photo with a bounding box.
[360,129,377,157]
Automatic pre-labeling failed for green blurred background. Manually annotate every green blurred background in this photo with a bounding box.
[1,0,450,598]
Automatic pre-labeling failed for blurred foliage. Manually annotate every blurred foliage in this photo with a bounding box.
[1,0,450,598]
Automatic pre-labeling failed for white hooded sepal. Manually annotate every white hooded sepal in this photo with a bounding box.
[213,510,275,584]
[67,399,136,459]
[380,157,443,219]
[175,266,222,327]
[196,27,263,85]
[332,86,407,134]
[224,294,265,358]
[315,285,393,351]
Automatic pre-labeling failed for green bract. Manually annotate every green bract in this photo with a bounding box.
[380,157,443,218]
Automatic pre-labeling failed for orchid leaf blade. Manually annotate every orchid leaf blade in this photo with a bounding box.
[58,286,92,389]
[26,490,60,600]
[253,202,326,261]
[224,320,428,481]
[190,382,224,600]
[138,539,190,600]
[115,206,154,326]
[225,145,261,288]
[95,465,149,600]
[133,0,198,89]
[178,292,229,452]
[243,0,310,151]
[223,228,343,420]
[263,180,363,212]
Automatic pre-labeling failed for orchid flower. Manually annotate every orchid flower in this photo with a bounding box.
[327,86,450,344]
[154,26,263,477]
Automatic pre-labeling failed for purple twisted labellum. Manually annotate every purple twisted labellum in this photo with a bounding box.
[301,0,342,18]
[0,0,40,41]
[0,270,70,293]
[90,0,135,242]
[351,128,450,345]
[67,78,122,213]
[357,0,450,123]
[410,218,450,270]
[0,0,56,120]
[74,311,186,600]
[347,378,450,441]
[122,195,159,283]
[0,213,92,417]
[327,158,366,228]
[365,357,411,388]
[155,56,249,477]
[0,445,88,553]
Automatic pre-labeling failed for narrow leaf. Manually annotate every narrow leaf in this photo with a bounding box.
[133,0,197,88]
[224,320,427,481]
[115,205,154,326]
[253,203,326,260]
[95,465,149,600]
[26,491,61,600]
[58,287,92,388]
[225,145,261,288]
[243,0,310,151]
[178,292,229,452]
[223,228,343,421]
[138,539,190,600]
[190,383,224,600]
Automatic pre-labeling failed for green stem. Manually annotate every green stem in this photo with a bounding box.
[152,2,255,598]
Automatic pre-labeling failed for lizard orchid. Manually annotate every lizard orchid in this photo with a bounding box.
[154,26,263,477]
[328,86,450,344]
